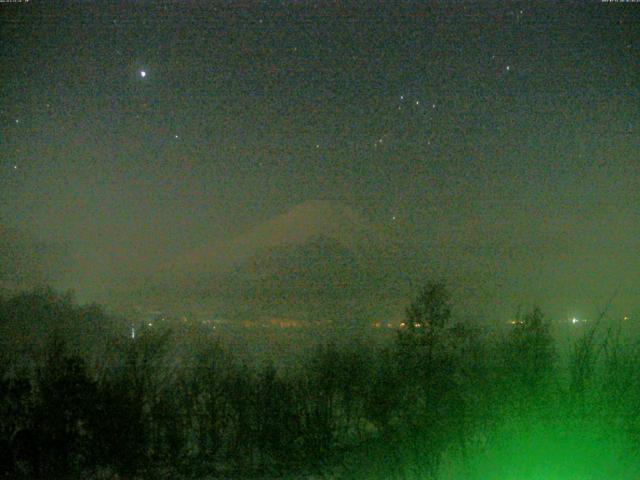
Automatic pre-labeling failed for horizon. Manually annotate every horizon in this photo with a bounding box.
[1,1,638,332]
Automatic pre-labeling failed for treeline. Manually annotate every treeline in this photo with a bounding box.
[1,285,640,479]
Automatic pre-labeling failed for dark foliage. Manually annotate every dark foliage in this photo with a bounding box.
[0,287,639,478]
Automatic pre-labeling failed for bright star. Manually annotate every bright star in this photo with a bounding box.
[140,70,147,78]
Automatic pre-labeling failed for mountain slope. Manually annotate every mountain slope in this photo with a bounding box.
[121,201,422,323]
[167,200,385,274]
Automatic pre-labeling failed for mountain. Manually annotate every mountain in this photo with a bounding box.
[120,200,423,324]
[167,200,386,274]
[0,226,68,293]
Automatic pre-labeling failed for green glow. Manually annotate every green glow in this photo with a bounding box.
[438,416,640,479]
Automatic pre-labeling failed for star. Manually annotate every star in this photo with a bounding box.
[506,65,511,71]
[140,70,147,78]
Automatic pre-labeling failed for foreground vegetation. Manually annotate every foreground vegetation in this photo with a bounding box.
[1,284,640,479]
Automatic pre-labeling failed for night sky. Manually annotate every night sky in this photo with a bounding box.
[1,1,639,323]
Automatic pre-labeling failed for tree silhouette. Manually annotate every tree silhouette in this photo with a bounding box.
[33,340,98,477]
[501,306,555,410]
[398,281,452,373]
